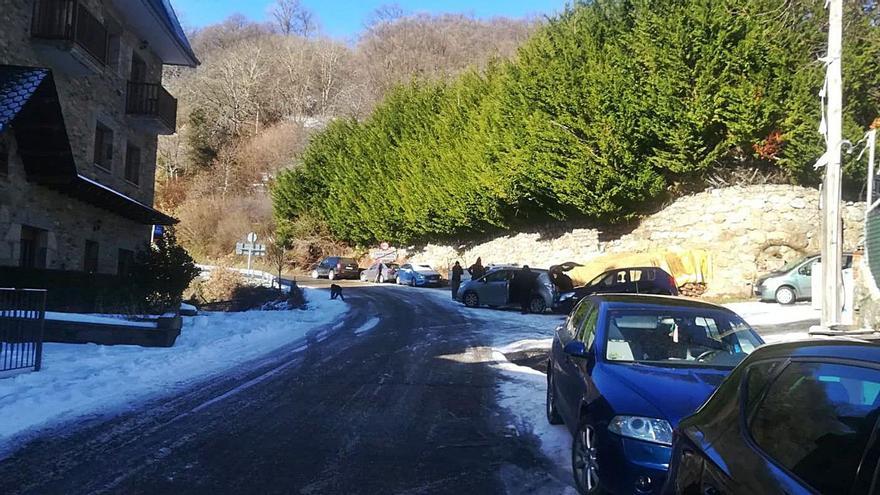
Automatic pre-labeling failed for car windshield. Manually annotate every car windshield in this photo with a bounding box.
[604,308,761,368]
[385,263,399,269]
[417,265,433,270]
[778,256,815,273]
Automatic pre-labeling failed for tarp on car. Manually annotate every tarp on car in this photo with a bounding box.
[566,249,713,288]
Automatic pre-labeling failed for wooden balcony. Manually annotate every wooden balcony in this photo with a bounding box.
[125,81,177,134]
[31,0,109,71]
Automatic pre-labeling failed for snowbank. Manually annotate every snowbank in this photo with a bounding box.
[0,288,348,449]
[724,301,819,326]
[493,350,574,489]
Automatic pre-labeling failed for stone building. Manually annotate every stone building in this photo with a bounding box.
[0,0,197,275]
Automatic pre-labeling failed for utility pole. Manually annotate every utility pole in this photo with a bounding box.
[821,0,844,328]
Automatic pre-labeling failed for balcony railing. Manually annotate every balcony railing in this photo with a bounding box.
[31,0,109,66]
[126,82,178,133]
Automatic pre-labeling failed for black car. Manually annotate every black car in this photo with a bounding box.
[556,267,679,314]
[663,339,880,495]
[310,256,360,280]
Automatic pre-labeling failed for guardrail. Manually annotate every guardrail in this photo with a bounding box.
[0,289,47,374]
[196,265,288,291]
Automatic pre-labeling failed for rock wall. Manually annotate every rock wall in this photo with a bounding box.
[408,185,865,297]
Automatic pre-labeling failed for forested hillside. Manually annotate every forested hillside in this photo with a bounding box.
[156,2,536,260]
[272,0,880,247]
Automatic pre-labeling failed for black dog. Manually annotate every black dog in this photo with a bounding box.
[330,284,344,301]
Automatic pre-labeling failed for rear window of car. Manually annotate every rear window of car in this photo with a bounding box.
[340,258,357,265]
[604,308,761,367]
[749,362,880,494]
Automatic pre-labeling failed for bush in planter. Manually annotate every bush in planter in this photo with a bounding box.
[130,229,201,313]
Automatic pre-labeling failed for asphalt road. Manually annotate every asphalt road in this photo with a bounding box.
[0,283,570,495]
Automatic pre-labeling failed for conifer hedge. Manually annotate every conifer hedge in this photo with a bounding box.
[273,0,880,245]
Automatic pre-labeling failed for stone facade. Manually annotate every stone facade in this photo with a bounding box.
[0,0,180,274]
[0,135,147,273]
[409,185,865,297]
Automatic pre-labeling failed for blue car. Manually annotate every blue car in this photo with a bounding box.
[395,263,442,287]
[546,294,764,494]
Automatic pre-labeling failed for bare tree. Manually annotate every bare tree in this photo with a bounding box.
[365,4,407,29]
[269,0,318,37]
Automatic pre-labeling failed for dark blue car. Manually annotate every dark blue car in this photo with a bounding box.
[546,294,764,494]
[664,340,880,495]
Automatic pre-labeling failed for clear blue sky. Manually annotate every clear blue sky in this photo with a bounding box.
[171,0,569,39]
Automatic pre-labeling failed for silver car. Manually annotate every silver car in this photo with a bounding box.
[360,261,399,283]
[455,267,557,313]
[754,253,853,304]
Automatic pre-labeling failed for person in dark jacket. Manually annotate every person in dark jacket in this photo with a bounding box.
[550,265,575,292]
[512,265,538,314]
[468,257,485,280]
[451,261,464,299]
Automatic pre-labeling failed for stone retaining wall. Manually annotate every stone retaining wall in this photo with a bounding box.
[408,185,865,297]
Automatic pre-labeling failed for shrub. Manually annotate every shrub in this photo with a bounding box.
[130,229,201,312]
[199,267,245,303]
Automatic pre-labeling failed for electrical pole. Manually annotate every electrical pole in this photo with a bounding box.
[821,0,844,328]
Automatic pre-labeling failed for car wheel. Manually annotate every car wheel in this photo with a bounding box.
[546,370,563,425]
[328,270,336,281]
[572,418,605,495]
[379,274,385,283]
[463,291,480,308]
[775,285,796,305]
[530,296,547,314]
[396,276,402,285]
[311,270,319,279]
[410,278,416,287]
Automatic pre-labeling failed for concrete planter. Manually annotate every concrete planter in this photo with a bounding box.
[43,315,182,348]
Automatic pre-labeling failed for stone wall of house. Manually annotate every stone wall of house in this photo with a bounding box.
[408,185,865,297]
[0,138,147,274]
[0,0,174,273]
[0,0,164,205]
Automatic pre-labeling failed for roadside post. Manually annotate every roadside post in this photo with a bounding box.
[814,0,845,333]
[235,232,266,278]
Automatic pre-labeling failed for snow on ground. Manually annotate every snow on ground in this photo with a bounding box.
[724,301,819,327]
[0,288,348,449]
[45,312,156,328]
[354,317,381,336]
[492,350,576,492]
[418,288,566,348]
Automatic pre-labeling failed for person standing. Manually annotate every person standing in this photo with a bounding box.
[514,265,538,314]
[468,257,485,280]
[451,261,464,299]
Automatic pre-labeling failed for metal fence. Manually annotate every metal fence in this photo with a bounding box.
[0,289,47,373]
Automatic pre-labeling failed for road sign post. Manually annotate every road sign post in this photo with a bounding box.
[235,232,266,278]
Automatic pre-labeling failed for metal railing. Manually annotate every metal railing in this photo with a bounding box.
[31,0,108,66]
[126,81,178,132]
[0,289,47,373]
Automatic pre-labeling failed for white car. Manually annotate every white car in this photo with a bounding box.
[396,263,442,287]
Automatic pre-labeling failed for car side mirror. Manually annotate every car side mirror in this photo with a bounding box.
[564,341,591,359]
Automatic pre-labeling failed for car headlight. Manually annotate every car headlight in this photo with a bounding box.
[608,416,673,446]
